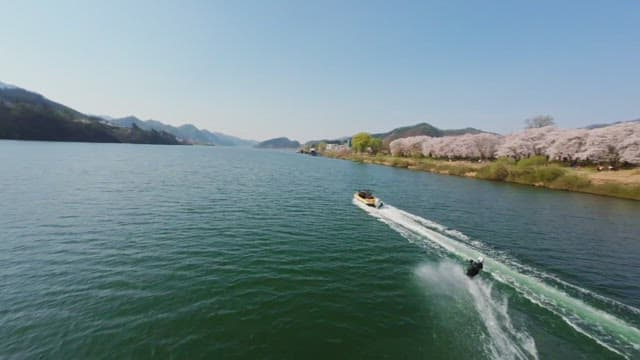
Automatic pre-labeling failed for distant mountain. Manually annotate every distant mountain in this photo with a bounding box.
[0,81,19,90]
[107,116,256,146]
[255,137,300,149]
[212,131,257,147]
[441,127,488,136]
[0,81,180,144]
[306,122,487,147]
[374,122,485,146]
[584,118,640,130]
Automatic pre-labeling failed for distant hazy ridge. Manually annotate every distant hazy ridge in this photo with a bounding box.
[255,137,301,149]
[0,81,181,144]
[0,80,256,146]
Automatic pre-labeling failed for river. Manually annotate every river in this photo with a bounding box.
[1,141,639,359]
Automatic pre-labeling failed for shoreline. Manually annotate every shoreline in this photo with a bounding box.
[324,152,640,201]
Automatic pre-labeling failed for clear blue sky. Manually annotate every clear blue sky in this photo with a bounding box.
[1,0,638,142]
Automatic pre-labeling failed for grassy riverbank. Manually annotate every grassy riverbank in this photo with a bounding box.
[325,152,640,201]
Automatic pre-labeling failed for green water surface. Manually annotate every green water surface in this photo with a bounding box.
[1,141,639,359]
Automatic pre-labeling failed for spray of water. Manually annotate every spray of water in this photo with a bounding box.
[354,200,640,359]
[407,213,640,320]
[415,261,538,359]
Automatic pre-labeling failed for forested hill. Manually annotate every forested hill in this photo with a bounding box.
[107,116,256,146]
[373,122,485,146]
[305,122,486,147]
[0,81,181,145]
[255,137,301,149]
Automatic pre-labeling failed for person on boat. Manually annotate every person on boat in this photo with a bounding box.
[466,256,484,278]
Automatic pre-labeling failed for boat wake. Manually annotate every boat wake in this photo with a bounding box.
[354,200,640,359]
[415,261,538,360]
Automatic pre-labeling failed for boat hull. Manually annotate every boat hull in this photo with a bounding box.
[354,193,383,208]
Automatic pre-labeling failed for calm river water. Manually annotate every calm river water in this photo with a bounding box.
[1,141,639,359]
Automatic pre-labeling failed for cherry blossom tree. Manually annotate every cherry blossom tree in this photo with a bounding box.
[472,133,503,159]
[496,126,560,159]
[389,136,430,156]
[573,123,640,164]
[420,134,501,159]
[544,129,588,161]
[619,133,640,164]
[389,122,640,165]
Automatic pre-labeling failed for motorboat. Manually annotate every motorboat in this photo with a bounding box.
[354,190,383,208]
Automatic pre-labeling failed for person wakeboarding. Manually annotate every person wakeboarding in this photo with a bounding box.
[466,256,484,278]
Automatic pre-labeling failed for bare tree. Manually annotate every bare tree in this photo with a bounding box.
[525,115,555,129]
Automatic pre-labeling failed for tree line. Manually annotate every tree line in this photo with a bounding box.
[388,122,640,165]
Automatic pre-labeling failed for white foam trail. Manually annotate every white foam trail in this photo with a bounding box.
[354,200,640,358]
[453,239,640,320]
[445,229,470,242]
[423,221,640,319]
[415,261,538,360]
